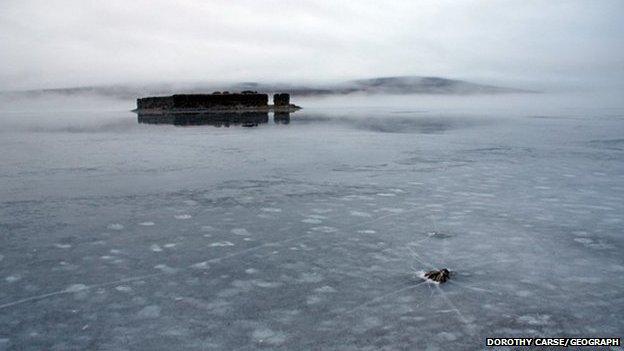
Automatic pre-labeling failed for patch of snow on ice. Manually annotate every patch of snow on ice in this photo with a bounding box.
[154,264,177,274]
[210,241,234,247]
[191,261,209,269]
[115,286,132,293]
[252,327,287,346]
[314,285,337,293]
[5,275,21,283]
[311,226,337,233]
[107,223,124,230]
[231,228,249,236]
[65,284,88,292]
[517,314,551,326]
[137,305,161,318]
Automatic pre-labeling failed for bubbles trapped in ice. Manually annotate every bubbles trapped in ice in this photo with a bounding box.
[252,327,287,346]
[261,207,282,213]
[137,305,161,319]
[314,285,338,293]
[306,295,323,305]
[2,96,624,349]
[297,272,324,283]
[311,208,333,214]
[65,284,88,293]
[230,228,249,236]
[191,261,209,269]
[517,314,551,326]
[425,231,454,239]
[5,275,21,283]
[310,226,337,233]
[379,207,405,213]
[209,241,234,247]
[154,264,177,274]
[107,223,124,230]
[115,286,132,293]
[573,237,615,250]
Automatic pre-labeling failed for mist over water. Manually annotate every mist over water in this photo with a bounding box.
[0,91,623,349]
[1,89,622,132]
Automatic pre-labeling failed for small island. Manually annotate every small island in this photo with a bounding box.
[134,91,300,114]
[134,92,299,127]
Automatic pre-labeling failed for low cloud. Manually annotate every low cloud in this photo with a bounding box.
[1,0,622,90]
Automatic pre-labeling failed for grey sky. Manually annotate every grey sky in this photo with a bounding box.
[0,0,622,91]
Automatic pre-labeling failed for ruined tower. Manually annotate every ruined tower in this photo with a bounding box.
[273,93,290,107]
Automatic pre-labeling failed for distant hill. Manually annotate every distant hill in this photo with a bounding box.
[348,76,529,94]
[1,76,534,99]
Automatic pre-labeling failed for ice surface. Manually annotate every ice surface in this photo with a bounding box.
[0,93,623,349]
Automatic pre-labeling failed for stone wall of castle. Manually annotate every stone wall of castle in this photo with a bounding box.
[273,93,290,106]
[137,96,175,110]
[137,93,269,110]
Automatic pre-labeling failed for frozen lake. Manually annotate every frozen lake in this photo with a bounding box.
[1,93,623,350]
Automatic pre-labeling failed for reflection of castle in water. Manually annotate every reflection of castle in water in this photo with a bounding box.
[134,92,297,127]
[137,111,289,127]
[273,112,291,125]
